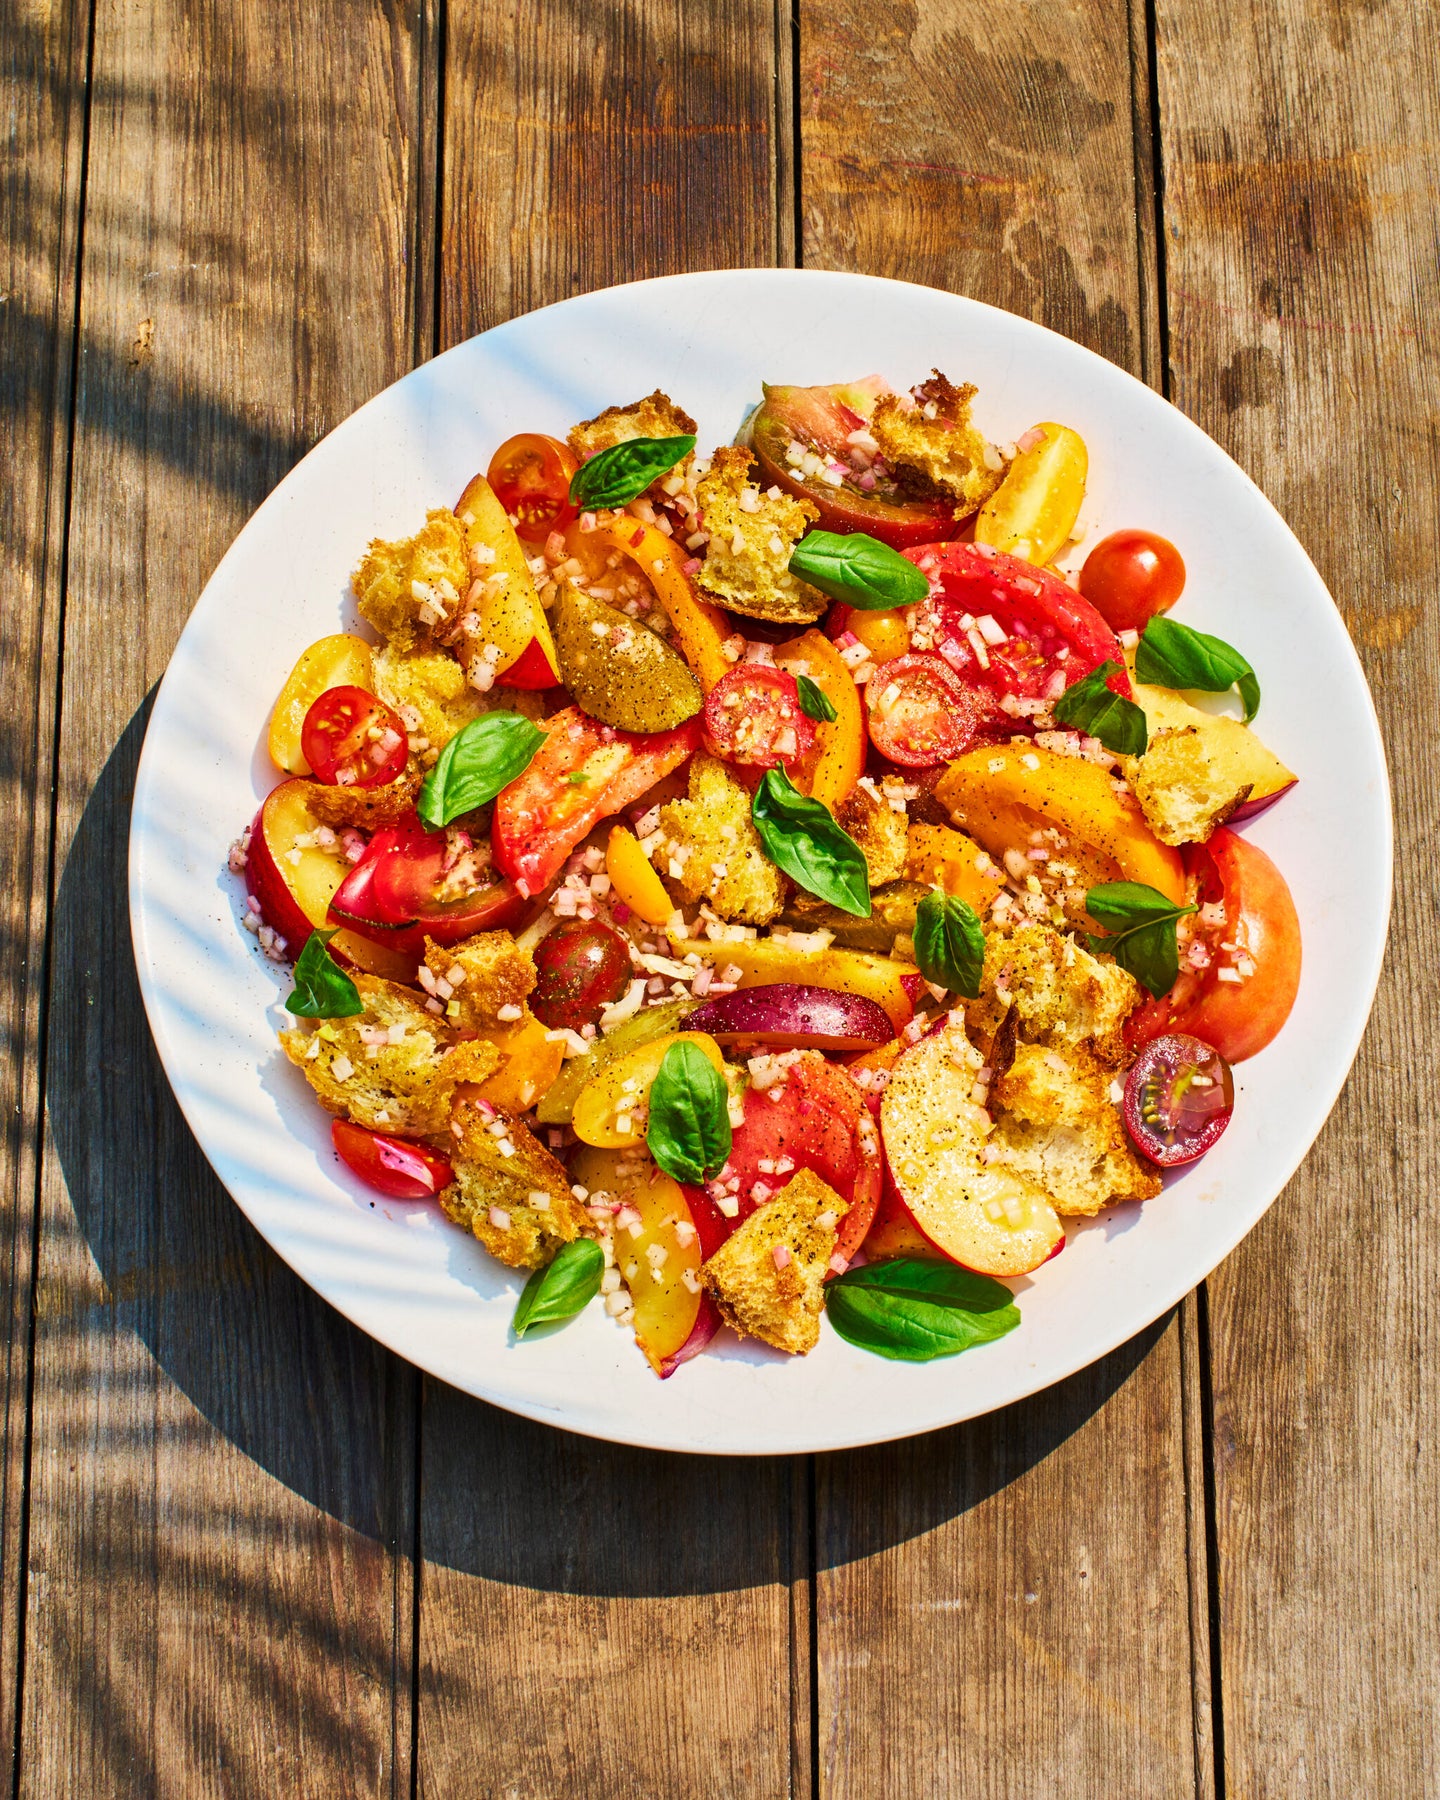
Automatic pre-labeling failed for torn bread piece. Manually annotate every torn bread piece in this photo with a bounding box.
[353,509,469,651]
[440,1098,592,1269]
[702,1169,848,1355]
[1123,726,1253,847]
[422,932,537,1036]
[567,389,698,464]
[838,778,910,888]
[966,921,1141,1068]
[695,447,827,624]
[302,761,423,831]
[655,753,786,925]
[372,642,541,754]
[870,371,1001,520]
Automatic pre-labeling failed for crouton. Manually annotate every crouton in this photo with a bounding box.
[372,642,541,752]
[966,921,1140,1066]
[567,390,698,463]
[990,1042,1160,1216]
[352,509,470,651]
[870,372,1001,520]
[694,447,827,624]
[439,1098,592,1269]
[702,1169,848,1355]
[838,778,910,887]
[279,975,500,1139]
[302,760,423,831]
[656,754,785,925]
[1123,726,1252,847]
[423,932,536,1035]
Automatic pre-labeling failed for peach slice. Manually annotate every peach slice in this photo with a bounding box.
[685,937,914,1031]
[1130,676,1296,819]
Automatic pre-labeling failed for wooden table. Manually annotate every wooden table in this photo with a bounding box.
[4,1,1432,1791]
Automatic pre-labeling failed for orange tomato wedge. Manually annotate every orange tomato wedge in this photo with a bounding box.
[773,630,865,811]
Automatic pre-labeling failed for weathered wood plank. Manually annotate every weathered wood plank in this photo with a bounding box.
[0,0,90,1786]
[20,2,436,1793]
[1153,1,1440,1789]
[415,6,804,1796]
[798,5,1208,1794]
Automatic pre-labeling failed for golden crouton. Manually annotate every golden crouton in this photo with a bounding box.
[990,1042,1161,1216]
[695,447,827,624]
[371,642,541,752]
[352,509,470,651]
[423,931,537,1035]
[439,1098,592,1269]
[655,754,785,926]
[279,975,500,1139]
[302,760,423,831]
[870,372,1001,520]
[567,389,698,463]
[838,778,910,887]
[1123,726,1252,847]
[966,921,1140,1066]
[702,1169,848,1355]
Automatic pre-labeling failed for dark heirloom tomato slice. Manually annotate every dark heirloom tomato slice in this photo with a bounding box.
[333,1120,454,1199]
[865,652,998,768]
[1079,529,1186,634]
[485,432,579,543]
[300,686,409,788]
[1122,1034,1234,1167]
[531,919,633,1032]
[906,541,1130,703]
[702,665,816,769]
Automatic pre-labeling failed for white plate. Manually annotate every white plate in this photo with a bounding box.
[129,269,1391,1455]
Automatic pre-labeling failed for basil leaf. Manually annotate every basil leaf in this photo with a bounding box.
[1136,616,1260,722]
[751,767,871,918]
[913,890,986,998]
[646,1040,732,1185]
[1084,880,1197,999]
[1052,660,1149,756]
[513,1238,605,1337]
[788,529,929,611]
[795,673,837,723]
[285,929,363,1018]
[568,435,696,511]
[826,1256,1020,1362]
[417,711,547,829]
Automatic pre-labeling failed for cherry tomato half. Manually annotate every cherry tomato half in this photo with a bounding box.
[1079,529,1186,634]
[866,652,998,768]
[703,665,816,769]
[300,686,409,789]
[486,433,579,544]
[1122,1033,1234,1167]
[531,919,633,1032]
[333,1119,453,1199]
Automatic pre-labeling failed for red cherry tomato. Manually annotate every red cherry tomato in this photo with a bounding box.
[531,919,633,1031]
[492,706,701,897]
[486,433,579,544]
[865,652,999,768]
[907,541,1130,704]
[1079,529,1186,634]
[329,816,528,952]
[1122,1033,1234,1166]
[300,686,409,789]
[702,665,816,769]
[1126,827,1301,1065]
[332,1119,453,1200]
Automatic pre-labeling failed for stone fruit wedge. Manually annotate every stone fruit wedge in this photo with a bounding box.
[881,1018,1063,1277]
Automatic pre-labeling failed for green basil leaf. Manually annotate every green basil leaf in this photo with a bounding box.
[1084,880,1198,999]
[1052,659,1149,756]
[285,929,363,1019]
[826,1256,1020,1361]
[912,890,986,998]
[646,1040,733,1186]
[795,673,837,723]
[513,1238,606,1337]
[751,767,871,918]
[568,435,696,511]
[1135,616,1260,723]
[788,529,930,611]
[417,711,548,829]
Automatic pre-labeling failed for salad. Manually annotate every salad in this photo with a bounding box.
[234,371,1301,1374]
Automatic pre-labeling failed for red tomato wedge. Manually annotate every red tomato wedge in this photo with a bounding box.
[865,652,1002,767]
[703,665,816,769]
[330,817,528,951]
[333,1120,453,1200]
[1125,827,1301,1064]
[485,432,579,545]
[906,541,1131,703]
[492,706,701,897]
[301,686,409,788]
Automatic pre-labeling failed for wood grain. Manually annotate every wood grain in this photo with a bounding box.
[18,0,434,1792]
[798,4,1210,1793]
[1154,0,1440,1789]
[0,0,90,1785]
[415,5,805,1796]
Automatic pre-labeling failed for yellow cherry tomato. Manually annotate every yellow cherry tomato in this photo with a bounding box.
[606,824,675,927]
[976,423,1088,566]
[267,634,374,775]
